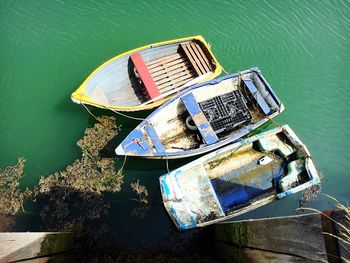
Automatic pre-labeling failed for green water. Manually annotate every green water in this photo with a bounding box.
[1,0,349,246]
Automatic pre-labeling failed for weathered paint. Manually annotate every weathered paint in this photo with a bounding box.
[145,123,165,154]
[159,125,321,230]
[159,164,225,230]
[243,79,271,115]
[116,67,285,159]
[120,129,152,155]
[180,92,219,145]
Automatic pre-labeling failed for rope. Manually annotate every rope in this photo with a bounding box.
[81,103,98,121]
[117,154,128,174]
[221,65,229,75]
[81,101,146,122]
[108,108,146,122]
[164,151,170,174]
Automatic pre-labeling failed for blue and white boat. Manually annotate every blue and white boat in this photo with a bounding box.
[115,68,284,159]
[159,125,320,230]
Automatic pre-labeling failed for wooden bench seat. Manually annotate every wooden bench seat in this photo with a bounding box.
[180,42,213,76]
[130,53,161,100]
[132,41,214,101]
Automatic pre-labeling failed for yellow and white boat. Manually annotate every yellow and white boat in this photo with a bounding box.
[71,35,222,112]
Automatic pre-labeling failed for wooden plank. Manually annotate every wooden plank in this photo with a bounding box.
[214,210,348,262]
[321,211,341,263]
[152,64,193,82]
[188,43,209,74]
[156,72,192,88]
[0,232,73,263]
[147,55,185,70]
[190,42,211,73]
[146,53,182,67]
[157,74,194,91]
[183,43,206,75]
[174,76,195,88]
[145,123,165,153]
[191,42,213,71]
[154,67,193,84]
[157,77,194,95]
[130,53,160,100]
[181,92,219,145]
[181,43,202,76]
[243,79,271,115]
[150,60,190,77]
[157,77,193,94]
[149,58,188,75]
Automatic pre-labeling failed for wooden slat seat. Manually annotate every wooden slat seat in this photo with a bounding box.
[130,53,161,100]
[135,41,214,101]
[146,52,197,97]
[180,42,213,76]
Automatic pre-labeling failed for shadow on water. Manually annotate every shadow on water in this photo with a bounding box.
[0,114,220,261]
[18,184,219,261]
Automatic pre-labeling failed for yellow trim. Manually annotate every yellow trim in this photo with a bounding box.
[71,35,223,112]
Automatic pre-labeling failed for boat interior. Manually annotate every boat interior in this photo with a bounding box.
[84,39,217,107]
[149,71,280,153]
[202,130,310,216]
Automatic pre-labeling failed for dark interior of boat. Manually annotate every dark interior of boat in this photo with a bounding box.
[129,40,215,103]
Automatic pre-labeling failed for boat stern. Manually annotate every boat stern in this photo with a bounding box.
[159,172,197,230]
[276,125,321,199]
[159,164,225,230]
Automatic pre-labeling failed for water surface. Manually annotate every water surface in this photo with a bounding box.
[0,0,349,246]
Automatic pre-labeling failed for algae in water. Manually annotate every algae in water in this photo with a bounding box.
[33,116,124,232]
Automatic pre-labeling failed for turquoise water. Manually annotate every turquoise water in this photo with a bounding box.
[1,0,349,246]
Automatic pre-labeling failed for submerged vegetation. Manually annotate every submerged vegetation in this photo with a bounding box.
[130,180,151,218]
[2,116,346,262]
[130,180,149,204]
[299,172,324,208]
[0,157,31,231]
[0,157,30,215]
[0,116,124,234]
[33,116,124,233]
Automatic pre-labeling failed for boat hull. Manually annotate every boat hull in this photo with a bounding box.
[159,125,320,230]
[71,35,222,112]
[116,67,285,158]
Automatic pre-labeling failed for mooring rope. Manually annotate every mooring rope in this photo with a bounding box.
[221,65,229,75]
[108,108,146,122]
[81,103,98,121]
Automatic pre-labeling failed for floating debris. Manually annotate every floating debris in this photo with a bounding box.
[299,171,324,208]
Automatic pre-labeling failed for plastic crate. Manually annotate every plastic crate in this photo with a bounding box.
[199,90,252,134]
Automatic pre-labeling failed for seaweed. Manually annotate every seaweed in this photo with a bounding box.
[130,180,149,204]
[33,116,124,234]
[0,157,31,216]
[299,171,324,208]
[130,180,150,218]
